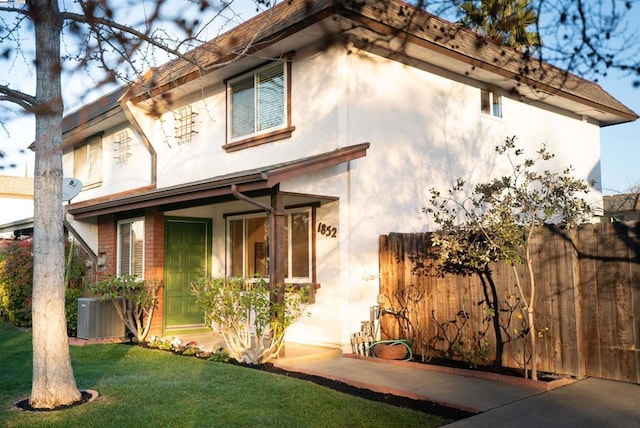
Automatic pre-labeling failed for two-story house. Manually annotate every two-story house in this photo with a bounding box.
[62,0,637,351]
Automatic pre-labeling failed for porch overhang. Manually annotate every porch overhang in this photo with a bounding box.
[68,143,370,219]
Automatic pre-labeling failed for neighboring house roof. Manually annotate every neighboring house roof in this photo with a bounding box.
[68,143,370,218]
[0,217,33,235]
[0,175,34,197]
[126,0,636,126]
[603,193,640,217]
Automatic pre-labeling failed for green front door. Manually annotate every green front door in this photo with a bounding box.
[164,217,211,330]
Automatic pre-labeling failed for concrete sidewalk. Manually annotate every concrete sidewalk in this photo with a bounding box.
[276,355,640,427]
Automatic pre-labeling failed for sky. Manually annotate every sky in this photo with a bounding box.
[0,1,639,195]
[599,72,640,194]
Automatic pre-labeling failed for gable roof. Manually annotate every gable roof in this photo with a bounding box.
[126,0,636,126]
[0,175,34,197]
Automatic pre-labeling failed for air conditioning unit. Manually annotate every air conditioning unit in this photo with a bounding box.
[77,297,126,340]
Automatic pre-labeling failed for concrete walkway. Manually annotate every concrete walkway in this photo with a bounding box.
[276,354,640,427]
[167,334,640,426]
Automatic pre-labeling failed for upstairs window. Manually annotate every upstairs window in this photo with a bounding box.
[225,61,293,150]
[74,135,102,188]
[117,218,145,278]
[481,90,502,118]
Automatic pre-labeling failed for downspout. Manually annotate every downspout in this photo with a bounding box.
[231,184,284,282]
[230,184,277,215]
[119,92,157,186]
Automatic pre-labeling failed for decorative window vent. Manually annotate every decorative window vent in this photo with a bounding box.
[114,130,132,164]
[174,105,198,145]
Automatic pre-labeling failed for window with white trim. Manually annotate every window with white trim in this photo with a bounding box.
[481,89,502,118]
[74,135,102,187]
[228,210,312,282]
[117,218,145,278]
[228,62,286,141]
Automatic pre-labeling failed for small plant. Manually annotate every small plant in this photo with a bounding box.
[192,276,310,365]
[207,347,230,363]
[89,275,162,342]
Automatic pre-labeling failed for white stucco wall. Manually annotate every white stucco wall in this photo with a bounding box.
[65,41,610,350]
[283,47,605,348]
[62,124,153,202]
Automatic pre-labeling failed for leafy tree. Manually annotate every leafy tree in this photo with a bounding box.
[424,136,593,379]
[459,0,541,49]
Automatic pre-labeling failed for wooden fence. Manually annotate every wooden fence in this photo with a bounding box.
[378,221,640,383]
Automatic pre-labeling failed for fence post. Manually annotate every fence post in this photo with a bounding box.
[570,228,587,378]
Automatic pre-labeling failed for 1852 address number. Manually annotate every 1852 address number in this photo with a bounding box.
[317,222,337,238]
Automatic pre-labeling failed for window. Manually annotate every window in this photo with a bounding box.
[226,61,293,149]
[481,90,502,118]
[74,135,102,187]
[117,218,145,277]
[228,210,312,282]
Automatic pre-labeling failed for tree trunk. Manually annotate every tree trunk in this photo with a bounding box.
[478,268,504,368]
[30,0,81,409]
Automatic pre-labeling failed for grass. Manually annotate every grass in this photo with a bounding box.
[0,323,451,427]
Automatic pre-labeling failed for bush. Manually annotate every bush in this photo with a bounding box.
[0,241,33,327]
[65,286,83,336]
[192,276,309,365]
[0,238,89,332]
[88,275,162,342]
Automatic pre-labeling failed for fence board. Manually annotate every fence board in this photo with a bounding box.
[379,221,640,383]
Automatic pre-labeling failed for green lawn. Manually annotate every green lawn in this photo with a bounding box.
[0,323,450,427]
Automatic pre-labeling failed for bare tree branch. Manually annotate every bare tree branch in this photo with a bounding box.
[0,84,37,110]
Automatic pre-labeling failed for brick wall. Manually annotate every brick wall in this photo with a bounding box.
[97,209,165,337]
[97,214,116,279]
[144,207,165,336]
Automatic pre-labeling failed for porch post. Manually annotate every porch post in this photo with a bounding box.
[270,190,286,305]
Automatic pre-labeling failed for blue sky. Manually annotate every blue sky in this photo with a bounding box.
[599,72,640,194]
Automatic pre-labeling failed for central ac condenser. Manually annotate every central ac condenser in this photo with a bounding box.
[77,297,126,339]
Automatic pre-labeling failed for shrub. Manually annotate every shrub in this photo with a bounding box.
[88,275,162,342]
[0,241,33,327]
[0,238,89,332]
[65,286,83,336]
[192,276,309,365]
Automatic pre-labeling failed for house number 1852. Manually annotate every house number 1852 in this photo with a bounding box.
[317,222,337,238]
